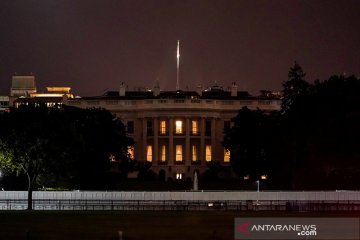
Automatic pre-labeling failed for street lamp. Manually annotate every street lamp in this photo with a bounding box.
[256,180,260,206]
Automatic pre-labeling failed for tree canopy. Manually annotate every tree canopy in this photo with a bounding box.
[224,63,360,190]
[0,105,133,209]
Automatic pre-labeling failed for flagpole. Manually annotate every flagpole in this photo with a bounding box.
[176,40,180,90]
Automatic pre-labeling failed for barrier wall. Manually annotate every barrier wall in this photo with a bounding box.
[0,191,360,201]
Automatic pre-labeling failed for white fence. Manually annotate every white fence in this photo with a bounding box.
[1,191,360,201]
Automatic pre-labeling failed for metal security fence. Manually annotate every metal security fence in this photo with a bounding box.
[2,191,360,201]
[1,198,360,212]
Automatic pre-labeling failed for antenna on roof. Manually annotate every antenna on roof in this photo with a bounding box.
[176,40,180,90]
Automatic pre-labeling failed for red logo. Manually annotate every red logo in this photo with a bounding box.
[237,223,251,234]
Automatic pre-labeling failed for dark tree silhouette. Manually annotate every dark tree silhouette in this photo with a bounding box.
[281,62,310,113]
[223,107,279,182]
[0,105,133,209]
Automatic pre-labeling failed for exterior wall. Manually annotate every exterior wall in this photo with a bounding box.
[65,98,281,180]
[10,75,37,97]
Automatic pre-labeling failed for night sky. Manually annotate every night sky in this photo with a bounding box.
[1,0,359,96]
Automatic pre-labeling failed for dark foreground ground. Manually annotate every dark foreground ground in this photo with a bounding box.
[0,211,358,240]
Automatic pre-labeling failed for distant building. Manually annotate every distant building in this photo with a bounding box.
[13,87,73,108]
[0,96,9,112]
[65,83,281,181]
[10,74,37,97]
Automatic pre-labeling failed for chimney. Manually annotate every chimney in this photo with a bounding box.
[153,81,160,96]
[231,82,238,97]
[119,82,126,97]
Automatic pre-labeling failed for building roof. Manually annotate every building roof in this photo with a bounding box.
[79,89,278,101]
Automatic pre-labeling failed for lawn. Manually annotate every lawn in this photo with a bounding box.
[0,211,358,240]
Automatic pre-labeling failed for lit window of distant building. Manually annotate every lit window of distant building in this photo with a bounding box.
[175,145,183,161]
[175,120,183,134]
[161,145,166,162]
[176,173,183,180]
[146,145,152,162]
[160,120,167,135]
[192,120,198,135]
[192,145,197,161]
[205,145,212,162]
[224,148,230,162]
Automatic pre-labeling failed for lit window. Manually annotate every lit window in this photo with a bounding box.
[160,120,167,135]
[161,145,166,162]
[205,145,212,162]
[224,148,230,162]
[192,145,197,161]
[128,147,134,160]
[146,145,152,162]
[192,120,198,135]
[176,173,182,180]
[261,175,268,180]
[175,145,183,161]
[175,120,183,134]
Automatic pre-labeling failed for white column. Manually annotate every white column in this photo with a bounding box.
[185,117,191,166]
[211,117,216,162]
[168,117,174,165]
[153,117,159,166]
[200,117,205,166]
[142,118,147,161]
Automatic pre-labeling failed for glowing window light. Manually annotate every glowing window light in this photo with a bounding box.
[192,145,197,161]
[224,148,230,162]
[175,145,183,161]
[192,120,198,135]
[175,120,183,134]
[127,147,134,160]
[205,145,212,162]
[161,145,166,161]
[160,120,167,135]
[146,145,152,162]
[260,175,268,180]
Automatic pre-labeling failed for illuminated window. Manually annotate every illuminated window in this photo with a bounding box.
[192,145,197,161]
[224,148,230,162]
[128,147,134,160]
[146,145,152,162]
[191,120,198,135]
[205,145,212,162]
[160,120,167,135]
[176,173,183,180]
[175,120,183,134]
[161,145,166,162]
[175,145,183,161]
